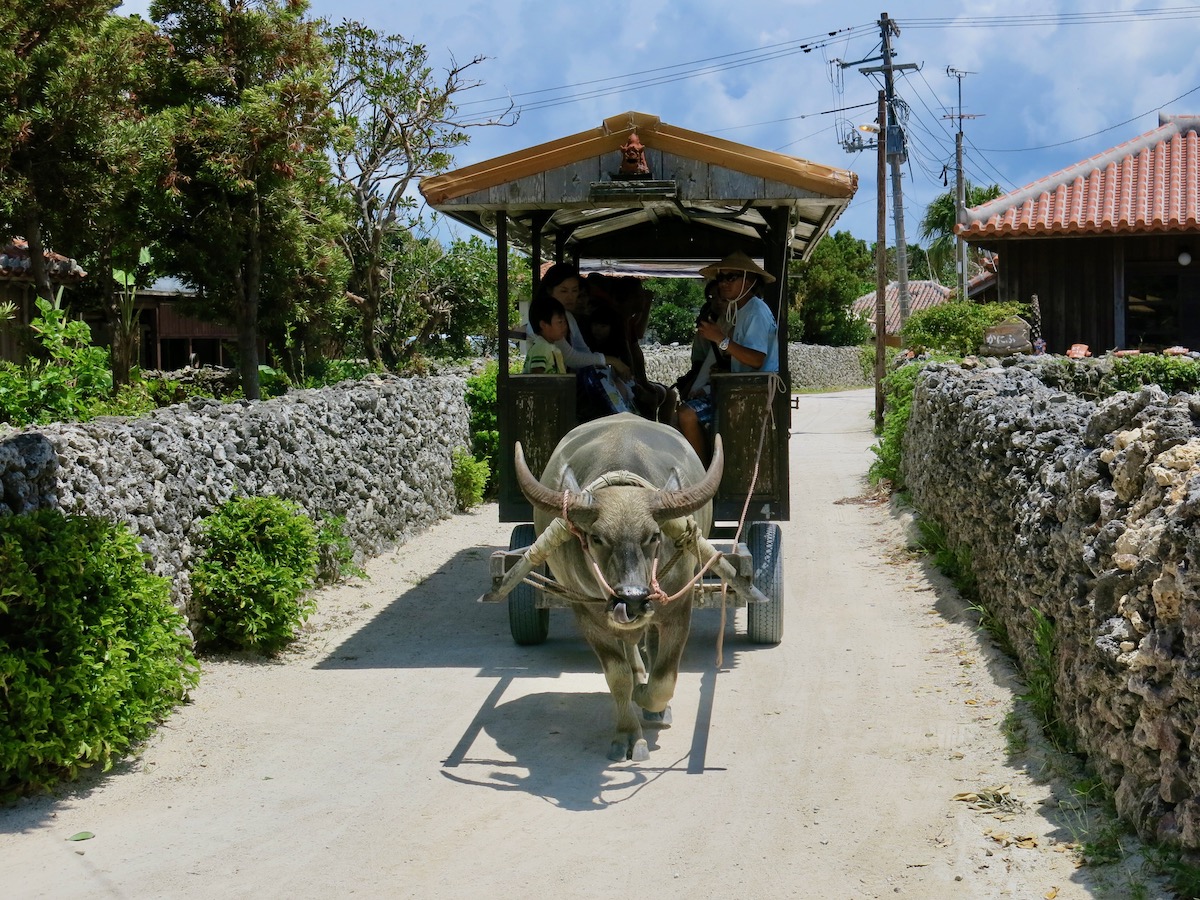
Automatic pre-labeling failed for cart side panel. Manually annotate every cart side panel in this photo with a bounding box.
[711,373,791,522]
[499,373,577,522]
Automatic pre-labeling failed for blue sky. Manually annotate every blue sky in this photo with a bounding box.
[117,1,1200,251]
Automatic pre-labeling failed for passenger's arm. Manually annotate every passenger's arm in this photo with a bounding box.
[697,320,767,370]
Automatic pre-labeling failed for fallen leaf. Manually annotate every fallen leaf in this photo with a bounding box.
[67,832,94,842]
[1044,888,1058,899]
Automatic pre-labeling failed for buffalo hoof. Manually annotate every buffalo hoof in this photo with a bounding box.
[608,734,651,762]
[642,705,672,726]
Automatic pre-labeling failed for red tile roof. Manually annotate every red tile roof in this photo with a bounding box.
[852,280,952,336]
[0,237,86,282]
[959,113,1200,238]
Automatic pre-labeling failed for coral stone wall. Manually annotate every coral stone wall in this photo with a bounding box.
[902,358,1200,847]
[0,374,470,629]
[641,343,866,390]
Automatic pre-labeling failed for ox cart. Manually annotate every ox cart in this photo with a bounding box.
[421,111,857,648]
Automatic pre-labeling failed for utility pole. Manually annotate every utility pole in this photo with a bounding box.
[945,68,979,302]
[843,13,918,330]
[873,90,887,429]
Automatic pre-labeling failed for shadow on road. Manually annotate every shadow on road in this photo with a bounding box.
[317,542,766,807]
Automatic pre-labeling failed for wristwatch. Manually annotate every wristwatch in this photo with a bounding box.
[718,336,731,351]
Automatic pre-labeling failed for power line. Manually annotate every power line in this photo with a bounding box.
[975,82,1200,152]
[457,23,876,111]
[900,7,1200,28]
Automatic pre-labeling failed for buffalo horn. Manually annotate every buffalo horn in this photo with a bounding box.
[514,442,594,516]
[651,436,724,523]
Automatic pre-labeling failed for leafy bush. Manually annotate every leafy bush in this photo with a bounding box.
[0,510,199,797]
[644,277,704,345]
[257,365,291,399]
[451,447,490,510]
[191,495,319,654]
[0,298,113,425]
[464,361,500,492]
[858,343,899,382]
[301,358,371,389]
[900,300,1027,356]
[1103,354,1200,394]
[868,358,948,487]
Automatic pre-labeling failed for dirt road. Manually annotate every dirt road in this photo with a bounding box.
[1,389,1170,898]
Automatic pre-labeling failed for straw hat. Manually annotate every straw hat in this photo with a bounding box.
[698,250,776,284]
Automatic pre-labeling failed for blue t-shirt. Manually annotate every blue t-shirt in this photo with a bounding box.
[731,296,778,373]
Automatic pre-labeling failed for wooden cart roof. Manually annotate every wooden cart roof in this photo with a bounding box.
[419,111,857,269]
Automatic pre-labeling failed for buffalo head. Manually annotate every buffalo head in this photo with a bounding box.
[514,434,723,629]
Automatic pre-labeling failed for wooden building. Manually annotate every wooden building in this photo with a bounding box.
[959,113,1200,354]
[0,238,87,362]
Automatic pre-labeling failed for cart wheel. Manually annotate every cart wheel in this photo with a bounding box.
[746,521,784,644]
[508,524,549,645]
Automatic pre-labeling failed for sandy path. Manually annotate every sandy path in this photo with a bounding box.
[0,389,1169,899]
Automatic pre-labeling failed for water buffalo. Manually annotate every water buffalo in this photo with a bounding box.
[486,413,765,761]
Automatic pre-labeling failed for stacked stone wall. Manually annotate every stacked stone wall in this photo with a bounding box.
[0,374,469,629]
[641,342,866,390]
[902,357,1200,847]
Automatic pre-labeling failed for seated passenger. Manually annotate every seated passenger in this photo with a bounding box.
[523,296,569,374]
[533,263,635,419]
[677,251,778,462]
[586,272,677,422]
[673,279,730,402]
[534,263,632,380]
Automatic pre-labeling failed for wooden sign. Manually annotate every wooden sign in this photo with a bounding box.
[979,317,1032,356]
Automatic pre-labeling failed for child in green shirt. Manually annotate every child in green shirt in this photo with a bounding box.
[524,296,569,374]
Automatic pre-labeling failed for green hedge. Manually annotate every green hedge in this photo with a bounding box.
[0,510,199,798]
[191,495,319,654]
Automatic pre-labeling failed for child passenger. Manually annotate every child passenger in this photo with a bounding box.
[523,296,569,374]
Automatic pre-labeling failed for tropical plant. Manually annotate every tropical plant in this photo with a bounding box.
[918,182,1003,289]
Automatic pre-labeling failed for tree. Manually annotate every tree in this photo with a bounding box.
[365,230,502,366]
[0,0,135,305]
[644,278,704,345]
[918,181,1002,290]
[146,0,341,399]
[323,20,514,367]
[789,231,874,346]
[72,15,175,389]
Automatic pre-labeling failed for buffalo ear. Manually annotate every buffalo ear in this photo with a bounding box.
[560,465,582,494]
[663,468,684,493]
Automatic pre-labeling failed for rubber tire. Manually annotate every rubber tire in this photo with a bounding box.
[746,521,784,644]
[507,524,549,645]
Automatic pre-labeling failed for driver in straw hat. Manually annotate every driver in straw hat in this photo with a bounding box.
[676,250,779,462]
